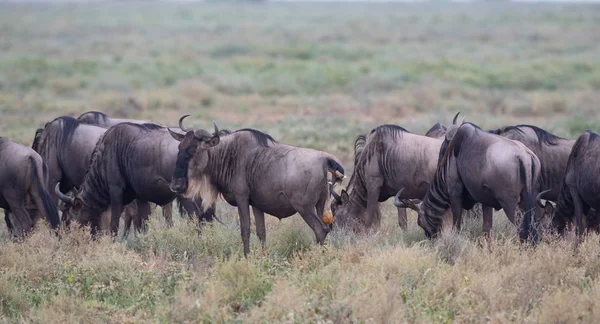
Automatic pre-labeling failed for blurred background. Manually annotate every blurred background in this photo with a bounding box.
[1,1,599,165]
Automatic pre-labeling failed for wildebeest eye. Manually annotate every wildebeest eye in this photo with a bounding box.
[186,145,197,155]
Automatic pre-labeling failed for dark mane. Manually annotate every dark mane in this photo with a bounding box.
[78,111,109,121]
[135,122,164,131]
[369,124,410,137]
[354,135,367,168]
[425,123,447,137]
[34,116,81,156]
[494,124,563,146]
[234,128,276,147]
[31,128,44,151]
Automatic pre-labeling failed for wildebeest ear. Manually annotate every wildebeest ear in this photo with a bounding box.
[207,135,220,147]
[168,128,185,142]
[341,189,349,203]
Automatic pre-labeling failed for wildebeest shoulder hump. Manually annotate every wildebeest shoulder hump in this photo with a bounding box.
[233,128,276,147]
[369,124,410,138]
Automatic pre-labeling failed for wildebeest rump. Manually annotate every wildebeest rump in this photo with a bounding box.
[0,137,60,237]
[537,131,600,239]
[168,116,345,256]
[395,122,541,243]
[56,123,195,235]
[32,116,147,234]
[330,124,442,230]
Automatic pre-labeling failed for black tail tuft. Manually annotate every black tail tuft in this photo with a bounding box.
[519,159,538,244]
[30,157,60,229]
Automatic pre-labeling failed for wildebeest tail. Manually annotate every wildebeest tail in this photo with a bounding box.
[326,158,345,182]
[519,158,538,244]
[30,156,60,229]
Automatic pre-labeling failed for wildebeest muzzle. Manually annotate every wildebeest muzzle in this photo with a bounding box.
[170,177,188,194]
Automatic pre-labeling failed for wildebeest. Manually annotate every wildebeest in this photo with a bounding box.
[168,116,345,256]
[394,122,541,243]
[56,122,221,235]
[537,131,600,239]
[0,137,60,237]
[77,111,216,225]
[32,116,148,234]
[330,124,443,230]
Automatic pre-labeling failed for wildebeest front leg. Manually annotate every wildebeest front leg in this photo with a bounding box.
[397,207,407,230]
[449,194,464,233]
[365,183,382,228]
[252,206,266,248]
[236,197,252,257]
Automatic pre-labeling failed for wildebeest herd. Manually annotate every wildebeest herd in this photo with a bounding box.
[2,111,599,255]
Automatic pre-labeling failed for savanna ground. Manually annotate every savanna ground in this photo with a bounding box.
[1,2,600,323]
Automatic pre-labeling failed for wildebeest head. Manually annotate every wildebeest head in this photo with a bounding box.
[168,115,220,195]
[392,188,437,237]
[54,183,85,227]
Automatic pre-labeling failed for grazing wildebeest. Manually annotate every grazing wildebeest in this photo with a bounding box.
[56,122,220,236]
[0,137,60,237]
[394,122,541,243]
[168,116,345,256]
[536,131,600,239]
[77,111,215,225]
[31,116,148,235]
[330,124,443,230]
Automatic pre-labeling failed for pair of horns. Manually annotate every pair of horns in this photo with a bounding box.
[178,115,219,136]
[55,183,74,204]
[393,188,421,210]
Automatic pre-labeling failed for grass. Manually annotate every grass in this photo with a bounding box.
[1,1,600,322]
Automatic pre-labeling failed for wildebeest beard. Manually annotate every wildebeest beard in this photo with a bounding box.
[173,149,219,212]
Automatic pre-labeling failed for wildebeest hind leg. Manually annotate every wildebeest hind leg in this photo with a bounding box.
[5,195,33,239]
[570,189,589,242]
[482,205,494,250]
[297,205,329,245]
[108,186,125,236]
[449,194,464,233]
[252,206,266,248]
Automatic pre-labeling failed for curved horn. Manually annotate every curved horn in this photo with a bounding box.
[536,189,552,209]
[393,188,406,208]
[178,114,191,132]
[55,183,74,204]
[452,112,460,125]
[331,183,342,202]
[213,121,219,136]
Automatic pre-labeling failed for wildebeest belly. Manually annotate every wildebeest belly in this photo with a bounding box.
[249,192,297,219]
[125,179,177,206]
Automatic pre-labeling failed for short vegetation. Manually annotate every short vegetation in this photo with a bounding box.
[1,2,599,322]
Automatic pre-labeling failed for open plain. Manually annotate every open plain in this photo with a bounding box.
[1,2,600,322]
